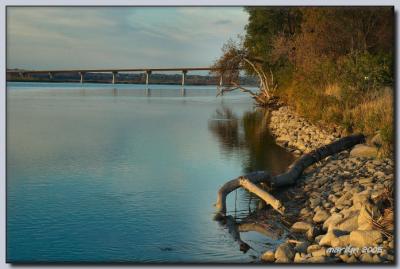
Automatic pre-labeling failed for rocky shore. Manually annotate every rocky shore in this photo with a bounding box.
[261,106,394,263]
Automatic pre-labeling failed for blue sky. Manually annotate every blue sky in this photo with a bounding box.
[7,7,248,71]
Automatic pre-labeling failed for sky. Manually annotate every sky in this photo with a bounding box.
[6,7,249,71]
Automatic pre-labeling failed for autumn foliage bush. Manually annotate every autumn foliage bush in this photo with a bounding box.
[238,7,394,157]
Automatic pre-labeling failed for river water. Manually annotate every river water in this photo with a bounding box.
[7,82,294,263]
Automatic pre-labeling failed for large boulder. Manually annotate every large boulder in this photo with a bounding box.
[349,230,383,247]
[350,144,378,158]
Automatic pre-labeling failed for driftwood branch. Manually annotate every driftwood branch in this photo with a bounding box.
[214,134,365,218]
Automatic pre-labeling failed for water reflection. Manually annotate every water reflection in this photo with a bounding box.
[208,107,294,175]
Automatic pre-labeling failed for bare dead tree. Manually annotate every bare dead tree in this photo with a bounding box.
[211,39,278,107]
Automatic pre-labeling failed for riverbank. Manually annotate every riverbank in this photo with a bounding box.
[259,105,394,263]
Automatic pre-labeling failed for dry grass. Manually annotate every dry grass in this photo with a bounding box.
[372,187,394,239]
[349,88,393,156]
[324,83,341,99]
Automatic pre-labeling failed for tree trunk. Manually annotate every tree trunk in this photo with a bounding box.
[214,134,365,218]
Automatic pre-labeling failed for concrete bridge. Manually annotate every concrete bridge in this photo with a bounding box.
[6,67,226,90]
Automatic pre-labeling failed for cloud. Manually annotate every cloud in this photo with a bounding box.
[6,7,249,70]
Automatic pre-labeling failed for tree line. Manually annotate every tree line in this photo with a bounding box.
[213,7,393,156]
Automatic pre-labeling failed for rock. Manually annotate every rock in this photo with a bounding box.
[303,256,337,263]
[275,243,295,263]
[346,255,358,263]
[261,250,275,262]
[371,133,383,148]
[353,190,371,209]
[349,230,383,247]
[300,207,312,216]
[323,213,343,231]
[359,177,373,185]
[313,209,330,223]
[358,202,381,230]
[306,226,321,241]
[307,244,321,254]
[336,214,358,232]
[350,144,378,158]
[309,197,321,208]
[319,230,338,246]
[311,247,327,257]
[294,252,305,263]
[335,192,353,208]
[291,221,313,233]
[294,241,310,253]
[359,253,379,263]
[331,235,350,248]
[314,235,324,244]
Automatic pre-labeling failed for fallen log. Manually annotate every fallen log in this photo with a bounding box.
[214,134,365,218]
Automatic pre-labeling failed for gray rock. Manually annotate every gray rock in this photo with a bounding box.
[313,209,330,223]
[275,243,295,263]
[323,213,344,231]
[291,221,313,233]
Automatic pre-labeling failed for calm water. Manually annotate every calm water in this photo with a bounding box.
[7,82,294,263]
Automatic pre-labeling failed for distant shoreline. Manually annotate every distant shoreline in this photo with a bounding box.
[7,79,219,86]
[6,79,257,87]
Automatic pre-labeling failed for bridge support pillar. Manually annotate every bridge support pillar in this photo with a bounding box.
[145,70,152,96]
[182,70,187,87]
[112,71,118,84]
[219,74,224,96]
[181,70,187,96]
[79,72,85,84]
[145,70,152,87]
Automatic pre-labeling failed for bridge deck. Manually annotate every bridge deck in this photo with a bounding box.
[7,67,219,74]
